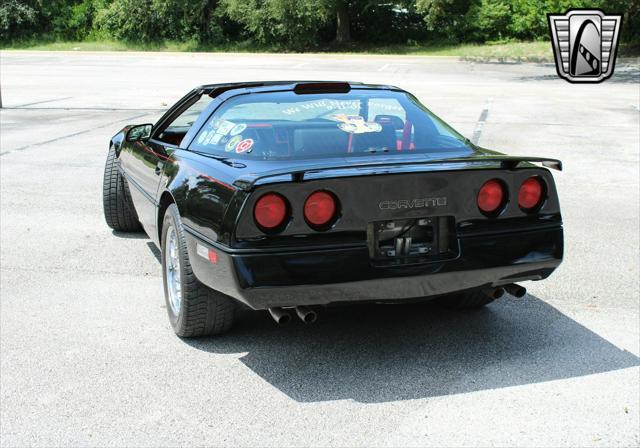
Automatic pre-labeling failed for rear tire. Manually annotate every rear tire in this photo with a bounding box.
[161,203,235,337]
[437,289,496,310]
[102,145,141,232]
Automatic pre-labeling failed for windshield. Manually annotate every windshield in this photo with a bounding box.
[189,89,473,160]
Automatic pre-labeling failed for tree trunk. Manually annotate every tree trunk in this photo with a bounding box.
[335,1,351,43]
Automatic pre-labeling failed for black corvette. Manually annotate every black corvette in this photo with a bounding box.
[103,81,563,337]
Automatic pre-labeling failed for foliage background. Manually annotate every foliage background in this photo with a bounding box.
[1,0,638,51]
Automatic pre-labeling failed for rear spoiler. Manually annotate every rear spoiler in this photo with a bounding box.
[232,156,563,191]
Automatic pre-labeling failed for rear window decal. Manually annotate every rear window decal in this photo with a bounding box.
[332,114,382,134]
[211,133,223,145]
[197,130,210,144]
[235,138,254,154]
[230,123,247,136]
[281,99,360,116]
[217,120,235,136]
[225,135,242,152]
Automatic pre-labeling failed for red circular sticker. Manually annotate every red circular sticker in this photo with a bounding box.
[235,138,254,153]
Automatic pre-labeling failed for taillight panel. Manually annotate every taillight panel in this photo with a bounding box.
[233,169,559,244]
[252,190,341,234]
[475,175,550,218]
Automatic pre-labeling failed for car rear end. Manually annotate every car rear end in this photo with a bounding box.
[186,161,563,309]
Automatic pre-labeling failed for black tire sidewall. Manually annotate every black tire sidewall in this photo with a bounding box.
[160,203,235,337]
[103,145,141,232]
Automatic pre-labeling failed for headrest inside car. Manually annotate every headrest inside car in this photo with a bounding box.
[374,115,404,130]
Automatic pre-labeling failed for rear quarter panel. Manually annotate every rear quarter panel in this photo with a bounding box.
[158,150,243,246]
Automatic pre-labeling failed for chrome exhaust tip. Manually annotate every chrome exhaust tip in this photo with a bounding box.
[268,307,292,325]
[295,306,317,324]
[486,287,505,300]
[504,283,527,298]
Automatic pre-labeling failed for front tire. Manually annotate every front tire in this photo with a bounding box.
[161,204,235,337]
[102,145,141,232]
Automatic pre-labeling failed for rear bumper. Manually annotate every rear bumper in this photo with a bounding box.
[185,226,563,309]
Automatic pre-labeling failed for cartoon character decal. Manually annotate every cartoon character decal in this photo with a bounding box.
[331,114,382,134]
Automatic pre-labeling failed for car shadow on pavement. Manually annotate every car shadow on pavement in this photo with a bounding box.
[184,296,639,403]
[112,230,162,262]
[111,230,148,239]
[146,242,162,263]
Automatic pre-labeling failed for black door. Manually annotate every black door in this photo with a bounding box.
[122,138,169,234]
[121,93,215,238]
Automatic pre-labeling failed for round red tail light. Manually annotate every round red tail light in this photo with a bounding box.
[304,191,338,229]
[518,177,544,211]
[477,179,505,214]
[254,193,288,230]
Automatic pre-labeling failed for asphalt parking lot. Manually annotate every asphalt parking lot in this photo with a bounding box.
[1,51,639,447]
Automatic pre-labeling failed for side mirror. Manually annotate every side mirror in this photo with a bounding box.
[126,124,153,142]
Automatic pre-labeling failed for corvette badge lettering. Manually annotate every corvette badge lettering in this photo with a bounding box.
[379,197,447,210]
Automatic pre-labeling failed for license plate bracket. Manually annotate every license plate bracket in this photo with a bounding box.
[367,216,456,264]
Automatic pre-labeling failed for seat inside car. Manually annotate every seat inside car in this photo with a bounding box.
[157,129,188,147]
[350,122,396,152]
[293,127,349,156]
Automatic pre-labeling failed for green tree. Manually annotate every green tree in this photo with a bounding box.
[414,0,475,41]
[219,0,331,47]
[334,0,350,43]
[467,0,511,41]
[0,0,637,49]
[93,0,224,43]
[0,0,38,40]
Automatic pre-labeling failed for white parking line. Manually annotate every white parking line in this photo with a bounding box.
[11,97,73,108]
[471,98,493,145]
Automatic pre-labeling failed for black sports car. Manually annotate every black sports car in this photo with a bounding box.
[103,81,563,337]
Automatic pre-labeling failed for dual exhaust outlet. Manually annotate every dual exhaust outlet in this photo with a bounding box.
[267,284,526,325]
[485,283,527,300]
[268,306,317,325]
